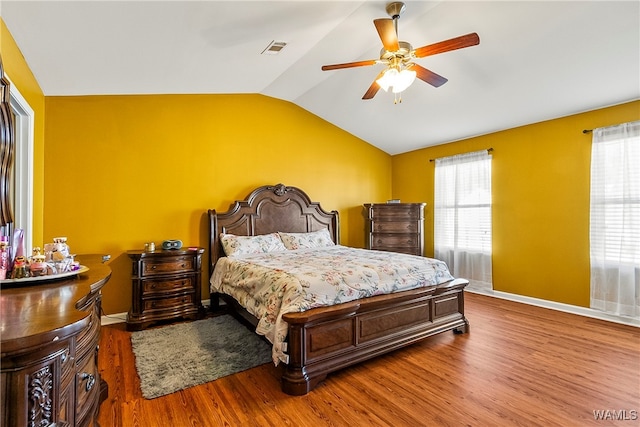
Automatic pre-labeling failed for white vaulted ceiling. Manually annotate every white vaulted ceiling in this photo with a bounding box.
[1,1,639,155]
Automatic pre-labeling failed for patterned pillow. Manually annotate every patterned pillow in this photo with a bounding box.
[220,233,287,257]
[278,229,336,250]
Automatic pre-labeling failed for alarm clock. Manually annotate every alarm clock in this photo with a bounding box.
[161,239,183,250]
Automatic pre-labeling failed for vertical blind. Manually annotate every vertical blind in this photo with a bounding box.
[590,120,640,318]
[435,150,492,287]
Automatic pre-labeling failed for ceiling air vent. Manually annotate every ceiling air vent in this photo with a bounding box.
[261,41,287,55]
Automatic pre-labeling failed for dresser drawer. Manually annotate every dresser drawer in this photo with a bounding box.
[370,234,419,248]
[75,308,100,361]
[142,276,194,295]
[75,351,99,424]
[371,220,419,233]
[368,205,422,220]
[143,292,196,311]
[141,256,195,276]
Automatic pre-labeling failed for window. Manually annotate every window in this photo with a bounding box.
[434,150,492,289]
[590,121,639,318]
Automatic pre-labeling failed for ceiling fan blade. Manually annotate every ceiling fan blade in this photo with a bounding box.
[322,59,377,71]
[413,33,480,58]
[374,18,399,52]
[410,64,448,87]
[362,70,386,100]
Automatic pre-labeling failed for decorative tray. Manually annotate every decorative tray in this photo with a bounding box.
[0,265,89,286]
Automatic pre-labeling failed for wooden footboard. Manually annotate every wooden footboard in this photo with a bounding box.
[280,278,469,395]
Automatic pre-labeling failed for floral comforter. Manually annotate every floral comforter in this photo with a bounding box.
[210,245,454,364]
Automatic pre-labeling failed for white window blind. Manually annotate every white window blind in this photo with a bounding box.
[590,120,640,318]
[435,150,492,288]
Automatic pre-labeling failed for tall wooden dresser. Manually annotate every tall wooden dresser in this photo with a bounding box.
[364,203,426,256]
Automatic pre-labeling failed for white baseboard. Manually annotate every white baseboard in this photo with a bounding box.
[101,299,212,326]
[465,288,640,328]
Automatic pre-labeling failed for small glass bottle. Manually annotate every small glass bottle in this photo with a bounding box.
[0,237,9,280]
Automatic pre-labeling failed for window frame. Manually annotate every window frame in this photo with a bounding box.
[7,75,34,254]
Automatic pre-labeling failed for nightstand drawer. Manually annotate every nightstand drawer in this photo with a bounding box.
[144,293,195,311]
[142,277,194,295]
[142,256,194,276]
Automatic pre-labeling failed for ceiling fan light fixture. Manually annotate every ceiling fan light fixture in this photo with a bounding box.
[376,67,416,93]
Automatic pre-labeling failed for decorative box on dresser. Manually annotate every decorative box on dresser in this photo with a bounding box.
[0,254,111,427]
[126,247,205,331]
[364,203,426,256]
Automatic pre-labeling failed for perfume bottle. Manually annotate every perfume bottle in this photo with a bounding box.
[0,237,9,280]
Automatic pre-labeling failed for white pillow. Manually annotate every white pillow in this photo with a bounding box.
[220,233,287,257]
[278,229,335,250]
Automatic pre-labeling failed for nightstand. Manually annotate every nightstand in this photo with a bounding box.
[126,247,205,331]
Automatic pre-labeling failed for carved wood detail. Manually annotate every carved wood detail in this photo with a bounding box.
[28,366,53,427]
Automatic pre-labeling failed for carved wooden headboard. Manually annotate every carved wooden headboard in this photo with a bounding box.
[208,183,340,273]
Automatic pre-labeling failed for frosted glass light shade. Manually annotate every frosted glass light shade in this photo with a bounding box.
[376,68,417,93]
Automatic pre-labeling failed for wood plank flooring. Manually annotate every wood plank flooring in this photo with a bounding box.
[97,292,639,426]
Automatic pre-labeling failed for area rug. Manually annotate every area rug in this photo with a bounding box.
[130,315,272,399]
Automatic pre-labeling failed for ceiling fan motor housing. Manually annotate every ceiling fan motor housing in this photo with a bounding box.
[386,2,406,19]
[380,41,413,61]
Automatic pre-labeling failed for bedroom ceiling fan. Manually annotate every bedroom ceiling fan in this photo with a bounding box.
[321,2,480,103]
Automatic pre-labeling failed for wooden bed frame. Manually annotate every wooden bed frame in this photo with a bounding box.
[208,183,469,395]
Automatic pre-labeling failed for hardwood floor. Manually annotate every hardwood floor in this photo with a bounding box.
[97,292,639,426]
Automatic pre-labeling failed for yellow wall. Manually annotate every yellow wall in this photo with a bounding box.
[0,20,45,246]
[44,94,391,314]
[5,19,640,315]
[392,100,640,307]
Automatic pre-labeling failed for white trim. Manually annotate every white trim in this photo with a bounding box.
[100,311,128,326]
[466,287,640,328]
[6,75,34,255]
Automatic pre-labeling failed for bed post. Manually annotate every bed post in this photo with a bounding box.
[280,322,314,395]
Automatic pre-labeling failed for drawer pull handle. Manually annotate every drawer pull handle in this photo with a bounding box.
[81,372,96,392]
[151,284,156,289]
[151,265,157,270]
[181,263,186,268]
